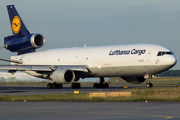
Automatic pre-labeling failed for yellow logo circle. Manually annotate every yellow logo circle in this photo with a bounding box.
[12,16,21,34]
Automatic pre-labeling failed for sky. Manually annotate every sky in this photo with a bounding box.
[0,0,180,69]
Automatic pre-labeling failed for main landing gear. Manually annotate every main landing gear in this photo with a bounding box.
[47,83,63,89]
[47,82,81,89]
[93,77,109,88]
[71,83,81,89]
[71,78,81,89]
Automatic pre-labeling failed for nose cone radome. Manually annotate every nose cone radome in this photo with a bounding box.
[168,55,177,67]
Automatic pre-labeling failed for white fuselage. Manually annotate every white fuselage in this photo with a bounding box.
[12,44,177,77]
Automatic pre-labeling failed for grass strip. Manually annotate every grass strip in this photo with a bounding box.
[0,87,180,102]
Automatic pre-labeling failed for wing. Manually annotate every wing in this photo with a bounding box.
[0,65,90,84]
[0,65,88,72]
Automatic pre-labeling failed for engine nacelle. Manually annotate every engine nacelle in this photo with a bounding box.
[4,33,45,52]
[50,69,75,84]
[122,76,146,84]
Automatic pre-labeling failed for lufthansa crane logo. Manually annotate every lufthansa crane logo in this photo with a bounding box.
[12,16,21,34]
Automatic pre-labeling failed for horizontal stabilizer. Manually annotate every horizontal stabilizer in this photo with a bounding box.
[0,58,23,64]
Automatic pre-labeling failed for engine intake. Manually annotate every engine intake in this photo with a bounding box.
[50,69,75,84]
[122,76,146,84]
[30,34,45,48]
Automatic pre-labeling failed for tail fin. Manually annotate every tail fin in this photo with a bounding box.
[7,5,30,37]
[4,5,45,55]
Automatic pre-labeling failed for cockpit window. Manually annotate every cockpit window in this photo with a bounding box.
[157,52,162,56]
[157,51,172,56]
[166,52,172,55]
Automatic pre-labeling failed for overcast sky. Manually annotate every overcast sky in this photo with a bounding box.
[0,0,180,69]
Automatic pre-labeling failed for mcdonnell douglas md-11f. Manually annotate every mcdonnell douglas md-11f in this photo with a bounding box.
[0,5,177,88]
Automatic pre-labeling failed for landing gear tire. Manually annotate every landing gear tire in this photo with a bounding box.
[71,83,75,88]
[93,83,98,88]
[99,83,104,88]
[71,83,81,89]
[52,83,57,89]
[77,83,81,88]
[56,83,63,89]
[47,83,63,89]
[93,83,109,88]
[146,83,153,88]
[104,83,109,88]
[47,83,52,89]
[93,77,109,88]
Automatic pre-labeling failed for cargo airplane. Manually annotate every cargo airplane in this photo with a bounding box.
[0,5,177,89]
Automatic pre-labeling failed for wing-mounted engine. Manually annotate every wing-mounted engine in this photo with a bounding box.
[4,33,45,54]
[121,76,146,84]
[50,69,75,84]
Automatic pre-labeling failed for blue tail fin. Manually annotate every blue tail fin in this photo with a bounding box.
[6,5,30,39]
[4,5,45,55]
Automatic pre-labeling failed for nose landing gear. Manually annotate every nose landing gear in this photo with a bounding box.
[146,75,154,88]
[146,82,153,88]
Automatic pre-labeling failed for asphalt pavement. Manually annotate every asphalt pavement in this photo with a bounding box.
[0,101,179,120]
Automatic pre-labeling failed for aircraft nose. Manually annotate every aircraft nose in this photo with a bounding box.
[168,55,177,67]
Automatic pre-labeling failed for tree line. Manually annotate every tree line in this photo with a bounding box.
[156,70,180,77]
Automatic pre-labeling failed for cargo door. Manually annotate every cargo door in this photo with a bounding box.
[146,50,152,62]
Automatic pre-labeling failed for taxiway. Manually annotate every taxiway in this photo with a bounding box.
[0,101,179,120]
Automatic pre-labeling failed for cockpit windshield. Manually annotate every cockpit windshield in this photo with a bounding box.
[157,51,173,56]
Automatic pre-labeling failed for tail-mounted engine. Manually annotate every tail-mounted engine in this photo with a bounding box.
[4,33,45,54]
[122,76,146,84]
